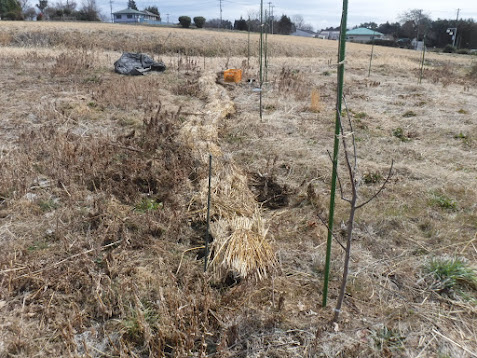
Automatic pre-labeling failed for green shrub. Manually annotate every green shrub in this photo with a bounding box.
[443,44,456,53]
[193,16,206,28]
[457,49,469,55]
[178,16,191,28]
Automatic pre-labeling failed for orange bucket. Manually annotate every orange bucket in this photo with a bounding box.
[224,69,242,83]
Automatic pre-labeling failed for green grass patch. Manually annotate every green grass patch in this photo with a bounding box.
[429,192,457,211]
[427,257,477,292]
[363,171,382,184]
[372,326,406,352]
[134,198,163,212]
[38,199,59,212]
[392,127,410,142]
[454,132,467,139]
[402,110,417,118]
[354,111,367,119]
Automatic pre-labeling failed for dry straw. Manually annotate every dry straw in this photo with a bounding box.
[181,72,276,280]
[310,88,322,112]
[210,214,274,280]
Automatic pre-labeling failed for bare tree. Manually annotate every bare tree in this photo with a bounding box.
[330,99,394,323]
[399,9,431,41]
[292,14,304,29]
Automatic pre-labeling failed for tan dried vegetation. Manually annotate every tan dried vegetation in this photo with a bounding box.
[1,21,477,357]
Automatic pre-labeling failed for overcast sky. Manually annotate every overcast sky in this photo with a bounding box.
[101,0,477,30]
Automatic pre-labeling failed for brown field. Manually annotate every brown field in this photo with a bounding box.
[1,21,477,357]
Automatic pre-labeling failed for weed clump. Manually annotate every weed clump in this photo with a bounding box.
[426,257,477,294]
[372,326,406,353]
[402,110,417,118]
[363,171,382,184]
[392,127,410,142]
[354,112,367,119]
[429,192,457,210]
[469,62,477,80]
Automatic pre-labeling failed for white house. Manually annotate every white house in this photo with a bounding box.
[113,8,161,24]
[317,30,340,40]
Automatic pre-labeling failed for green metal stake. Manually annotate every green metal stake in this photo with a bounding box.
[322,0,349,308]
[247,17,251,67]
[418,35,426,84]
[204,154,212,272]
[265,30,268,82]
[368,35,375,77]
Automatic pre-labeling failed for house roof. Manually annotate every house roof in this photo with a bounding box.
[347,28,383,36]
[113,8,145,15]
[143,10,159,17]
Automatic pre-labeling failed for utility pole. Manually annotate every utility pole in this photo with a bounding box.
[271,5,274,34]
[166,13,170,24]
[415,9,422,50]
[455,8,460,47]
[109,0,113,23]
[219,0,223,28]
[268,2,272,33]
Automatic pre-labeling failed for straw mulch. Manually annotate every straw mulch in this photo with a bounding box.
[180,72,275,281]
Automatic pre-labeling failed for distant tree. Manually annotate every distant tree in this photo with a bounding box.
[358,22,378,29]
[36,0,46,12]
[377,21,401,38]
[399,9,432,41]
[178,15,191,28]
[276,14,294,35]
[77,0,100,20]
[292,14,313,32]
[400,20,416,39]
[301,23,314,32]
[292,14,304,29]
[127,0,137,10]
[193,16,205,28]
[43,0,79,20]
[144,5,159,16]
[205,18,232,29]
[0,0,23,19]
[23,5,36,19]
[234,17,247,31]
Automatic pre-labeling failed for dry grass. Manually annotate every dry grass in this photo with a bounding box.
[1,21,477,357]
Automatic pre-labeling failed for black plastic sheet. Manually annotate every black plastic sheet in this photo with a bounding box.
[114,52,166,76]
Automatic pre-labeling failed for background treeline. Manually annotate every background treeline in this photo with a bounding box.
[2,1,476,49]
[355,17,477,49]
